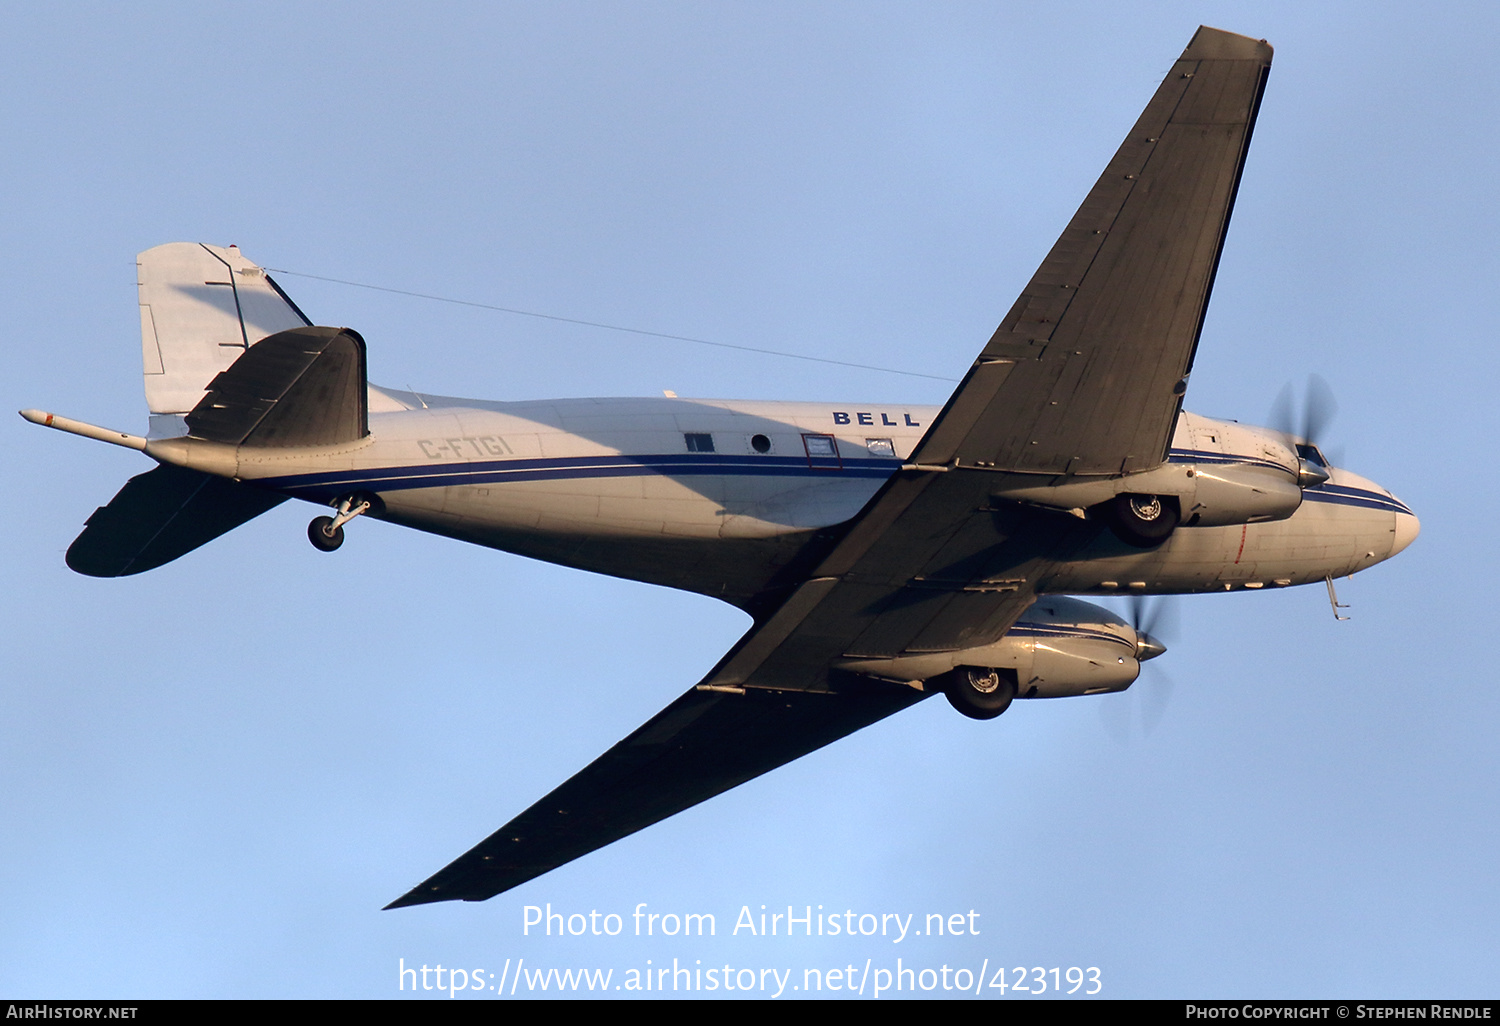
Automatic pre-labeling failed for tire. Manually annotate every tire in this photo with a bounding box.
[1105,493,1180,548]
[308,516,344,552]
[939,667,1018,720]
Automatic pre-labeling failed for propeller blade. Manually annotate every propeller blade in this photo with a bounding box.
[1270,382,1297,440]
[1270,375,1341,483]
[1128,594,1177,657]
[1271,374,1339,447]
[1301,373,1338,449]
[1140,666,1176,737]
[1099,691,1133,747]
[1103,596,1178,743]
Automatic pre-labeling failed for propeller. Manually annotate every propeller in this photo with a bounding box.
[1128,594,1175,663]
[1102,596,1178,743]
[1270,374,1339,483]
[1270,373,1338,449]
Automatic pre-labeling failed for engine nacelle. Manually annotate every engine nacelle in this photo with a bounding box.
[1183,462,1302,527]
[836,596,1142,698]
[988,414,1305,531]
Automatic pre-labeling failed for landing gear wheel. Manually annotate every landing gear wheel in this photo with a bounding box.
[937,666,1018,720]
[1105,493,1180,548]
[308,516,344,552]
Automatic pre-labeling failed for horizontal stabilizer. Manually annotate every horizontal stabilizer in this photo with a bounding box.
[187,326,368,447]
[67,464,285,577]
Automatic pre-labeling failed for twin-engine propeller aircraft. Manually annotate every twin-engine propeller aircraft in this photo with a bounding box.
[24,27,1417,909]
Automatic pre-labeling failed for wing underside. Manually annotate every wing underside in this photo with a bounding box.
[386,25,1273,907]
[389,472,1102,907]
[386,680,925,907]
[913,26,1272,476]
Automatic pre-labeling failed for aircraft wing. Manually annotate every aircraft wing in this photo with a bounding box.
[385,682,926,907]
[387,479,1091,907]
[915,26,1272,477]
[385,25,1272,908]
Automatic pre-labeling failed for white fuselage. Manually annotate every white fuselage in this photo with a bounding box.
[149,390,1418,609]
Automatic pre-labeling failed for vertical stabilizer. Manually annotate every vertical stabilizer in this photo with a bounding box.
[137,243,311,431]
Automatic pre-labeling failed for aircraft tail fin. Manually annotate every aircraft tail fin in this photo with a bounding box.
[137,243,312,435]
[59,246,374,577]
[60,323,366,577]
[66,463,285,577]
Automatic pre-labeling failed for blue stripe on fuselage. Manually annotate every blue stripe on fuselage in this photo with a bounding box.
[254,452,904,501]
[1007,623,1134,649]
[1300,486,1412,516]
[1167,446,1288,473]
[251,448,1409,518]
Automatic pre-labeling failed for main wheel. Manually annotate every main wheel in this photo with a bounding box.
[308,516,344,552]
[938,666,1018,720]
[1105,493,1180,548]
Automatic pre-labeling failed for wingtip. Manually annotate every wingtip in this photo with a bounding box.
[384,884,463,910]
[383,891,429,910]
[1184,25,1273,63]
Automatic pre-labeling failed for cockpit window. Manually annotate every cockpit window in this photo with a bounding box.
[1296,443,1328,467]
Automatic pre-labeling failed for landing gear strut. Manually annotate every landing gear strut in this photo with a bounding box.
[308,495,372,552]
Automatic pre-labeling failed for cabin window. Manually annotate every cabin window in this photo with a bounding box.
[684,433,715,453]
[750,433,771,453]
[801,433,842,471]
[865,438,895,457]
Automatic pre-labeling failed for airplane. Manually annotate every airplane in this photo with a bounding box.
[21,26,1417,910]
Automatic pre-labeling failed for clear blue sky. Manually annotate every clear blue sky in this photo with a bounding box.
[3,2,1494,999]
